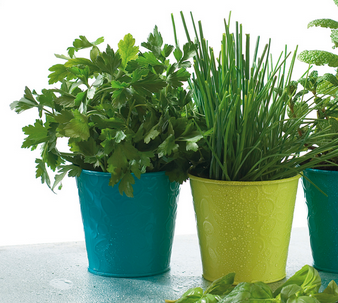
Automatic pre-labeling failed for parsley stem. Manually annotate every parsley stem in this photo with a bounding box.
[43,107,53,115]
[126,100,136,126]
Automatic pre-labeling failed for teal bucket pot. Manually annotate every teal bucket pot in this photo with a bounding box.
[76,170,180,277]
[302,168,338,273]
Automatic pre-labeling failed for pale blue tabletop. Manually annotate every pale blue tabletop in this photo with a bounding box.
[0,227,337,302]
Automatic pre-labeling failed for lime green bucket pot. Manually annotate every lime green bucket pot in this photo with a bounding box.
[189,174,300,283]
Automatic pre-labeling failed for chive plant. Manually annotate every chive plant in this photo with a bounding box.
[172,12,338,181]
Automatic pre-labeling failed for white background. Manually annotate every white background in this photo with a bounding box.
[0,0,336,246]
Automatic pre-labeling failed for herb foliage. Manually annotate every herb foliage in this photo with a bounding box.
[11,28,200,197]
[165,265,338,303]
[298,0,338,67]
[291,0,338,170]
[171,12,338,181]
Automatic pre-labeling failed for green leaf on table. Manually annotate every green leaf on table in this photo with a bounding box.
[280,284,303,302]
[323,280,338,295]
[273,265,321,297]
[312,280,338,303]
[175,287,204,303]
[118,33,139,68]
[221,281,273,303]
[287,296,321,303]
[312,293,338,303]
[196,294,219,303]
[205,272,235,296]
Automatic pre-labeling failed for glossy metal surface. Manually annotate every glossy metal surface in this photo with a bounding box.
[303,168,338,273]
[189,174,300,283]
[76,170,179,277]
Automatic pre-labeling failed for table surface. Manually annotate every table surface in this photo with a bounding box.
[1,227,337,303]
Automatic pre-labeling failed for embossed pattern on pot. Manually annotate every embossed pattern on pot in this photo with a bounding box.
[76,170,180,277]
[189,174,300,283]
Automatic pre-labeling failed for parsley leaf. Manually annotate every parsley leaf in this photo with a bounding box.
[11,28,201,196]
[118,33,139,68]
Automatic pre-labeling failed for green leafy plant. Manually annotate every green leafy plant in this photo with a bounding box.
[287,69,338,169]
[289,0,338,170]
[171,12,338,181]
[10,28,201,197]
[165,265,338,303]
[298,0,338,67]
